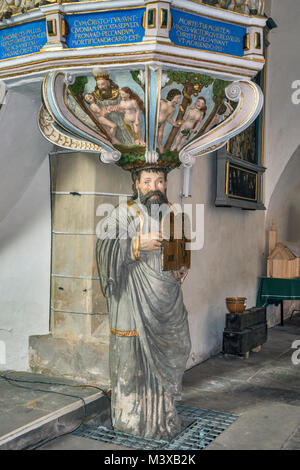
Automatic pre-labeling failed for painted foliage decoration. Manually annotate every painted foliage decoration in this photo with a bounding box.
[157,70,233,155]
[63,68,234,166]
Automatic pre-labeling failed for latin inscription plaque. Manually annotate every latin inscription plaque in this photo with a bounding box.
[170,8,246,57]
[0,19,47,60]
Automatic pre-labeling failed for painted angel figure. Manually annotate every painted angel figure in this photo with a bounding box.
[170,97,207,152]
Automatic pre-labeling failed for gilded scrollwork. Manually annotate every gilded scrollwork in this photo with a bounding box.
[39,105,102,152]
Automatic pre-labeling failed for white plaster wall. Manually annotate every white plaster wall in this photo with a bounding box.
[0,86,52,370]
[264,0,300,208]
[168,156,266,368]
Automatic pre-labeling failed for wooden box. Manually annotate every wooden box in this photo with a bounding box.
[225,307,266,331]
[223,323,267,356]
[223,306,267,357]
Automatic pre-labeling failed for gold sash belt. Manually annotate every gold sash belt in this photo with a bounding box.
[110,327,139,337]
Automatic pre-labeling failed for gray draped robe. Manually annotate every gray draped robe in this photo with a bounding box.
[96,199,191,441]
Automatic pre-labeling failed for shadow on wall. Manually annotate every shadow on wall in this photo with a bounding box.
[0,157,51,254]
[266,144,300,247]
[286,190,300,244]
[0,88,53,225]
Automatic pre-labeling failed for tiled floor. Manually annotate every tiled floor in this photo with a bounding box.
[181,315,300,450]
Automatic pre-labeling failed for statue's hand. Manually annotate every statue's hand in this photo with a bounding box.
[139,232,163,251]
[172,266,188,281]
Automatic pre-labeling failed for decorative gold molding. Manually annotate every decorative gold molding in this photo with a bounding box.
[0,35,264,71]
[254,32,261,49]
[164,41,265,64]
[142,11,146,29]
[133,236,140,261]
[0,60,255,81]
[61,18,67,37]
[160,8,168,29]
[110,327,139,337]
[147,65,150,149]
[47,18,57,36]
[243,33,250,51]
[39,104,101,151]
[0,54,258,80]
[225,160,229,195]
[260,53,266,166]
[0,16,45,30]
[147,8,156,29]
[127,200,145,235]
[154,66,161,151]
[64,4,145,15]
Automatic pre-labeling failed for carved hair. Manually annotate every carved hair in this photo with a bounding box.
[196,96,207,118]
[131,168,168,200]
[166,89,182,102]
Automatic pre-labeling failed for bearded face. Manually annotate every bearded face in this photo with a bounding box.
[135,170,168,213]
[139,189,168,211]
[96,79,115,100]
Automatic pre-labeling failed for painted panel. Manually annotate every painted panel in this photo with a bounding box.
[64,68,234,164]
[66,69,146,154]
[227,163,258,201]
[157,69,234,155]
